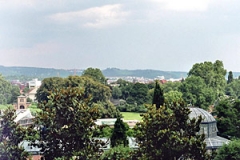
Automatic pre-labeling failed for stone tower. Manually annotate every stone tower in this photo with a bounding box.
[16,95,29,110]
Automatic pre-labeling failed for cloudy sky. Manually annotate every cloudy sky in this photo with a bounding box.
[0,0,240,72]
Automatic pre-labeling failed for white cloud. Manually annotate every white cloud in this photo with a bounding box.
[49,4,130,28]
[152,0,211,12]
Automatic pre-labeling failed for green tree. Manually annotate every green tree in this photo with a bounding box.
[188,60,227,95]
[112,86,122,99]
[215,97,240,138]
[0,107,29,160]
[133,102,208,160]
[93,125,112,138]
[36,75,118,118]
[10,85,20,103]
[97,101,121,118]
[227,71,234,84]
[117,79,134,100]
[100,145,132,160]
[127,82,149,105]
[152,81,164,109]
[82,67,106,84]
[225,79,240,99]
[110,117,129,147]
[0,75,20,104]
[66,76,111,103]
[214,139,240,160]
[162,81,181,93]
[179,76,215,109]
[164,90,183,103]
[36,77,65,103]
[34,87,105,159]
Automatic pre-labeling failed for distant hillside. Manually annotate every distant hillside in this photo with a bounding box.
[102,68,187,79]
[1,66,239,81]
[0,66,83,81]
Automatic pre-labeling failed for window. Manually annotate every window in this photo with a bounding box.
[20,98,24,102]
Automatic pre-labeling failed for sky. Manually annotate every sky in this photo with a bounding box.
[0,0,240,72]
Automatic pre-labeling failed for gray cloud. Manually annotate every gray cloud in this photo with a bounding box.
[0,0,240,72]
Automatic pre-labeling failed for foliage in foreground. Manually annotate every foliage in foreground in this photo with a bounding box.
[110,117,129,147]
[215,97,240,139]
[0,107,29,160]
[133,102,208,160]
[34,87,105,159]
[214,139,240,160]
[100,145,132,160]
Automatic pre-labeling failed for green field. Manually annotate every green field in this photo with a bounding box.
[121,112,142,121]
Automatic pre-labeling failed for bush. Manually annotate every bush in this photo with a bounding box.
[214,139,240,160]
[100,146,132,160]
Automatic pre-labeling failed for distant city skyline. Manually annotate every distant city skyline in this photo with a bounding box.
[1,1,240,72]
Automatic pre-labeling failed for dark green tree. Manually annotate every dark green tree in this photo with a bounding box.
[0,75,20,104]
[36,77,65,103]
[112,86,122,99]
[152,81,164,109]
[0,107,29,160]
[214,139,240,160]
[82,67,106,84]
[164,90,183,103]
[179,76,216,109]
[34,87,105,159]
[36,75,119,118]
[100,145,132,160]
[225,79,240,99]
[10,85,20,103]
[110,117,129,147]
[188,60,227,95]
[162,81,181,93]
[116,79,133,100]
[128,82,149,105]
[227,71,234,84]
[133,102,208,160]
[215,97,240,138]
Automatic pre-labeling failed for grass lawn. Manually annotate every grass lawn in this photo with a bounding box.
[120,112,142,121]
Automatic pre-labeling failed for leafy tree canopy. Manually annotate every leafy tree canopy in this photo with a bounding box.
[179,76,216,109]
[110,117,128,148]
[35,87,105,159]
[127,82,149,105]
[133,102,208,160]
[225,79,240,99]
[188,60,226,93]
[0,107,29,160]
[164,90,183,103]
[0,75,20,104]
[214,139,240,160]
[215,97,240,139]
[82,67,106,84]
[100,145,132,160]
[36,75,118,118]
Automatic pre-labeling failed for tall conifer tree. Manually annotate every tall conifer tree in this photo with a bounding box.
[227,71,234,84]
[152,81,164,109]
[110,117,128,147]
